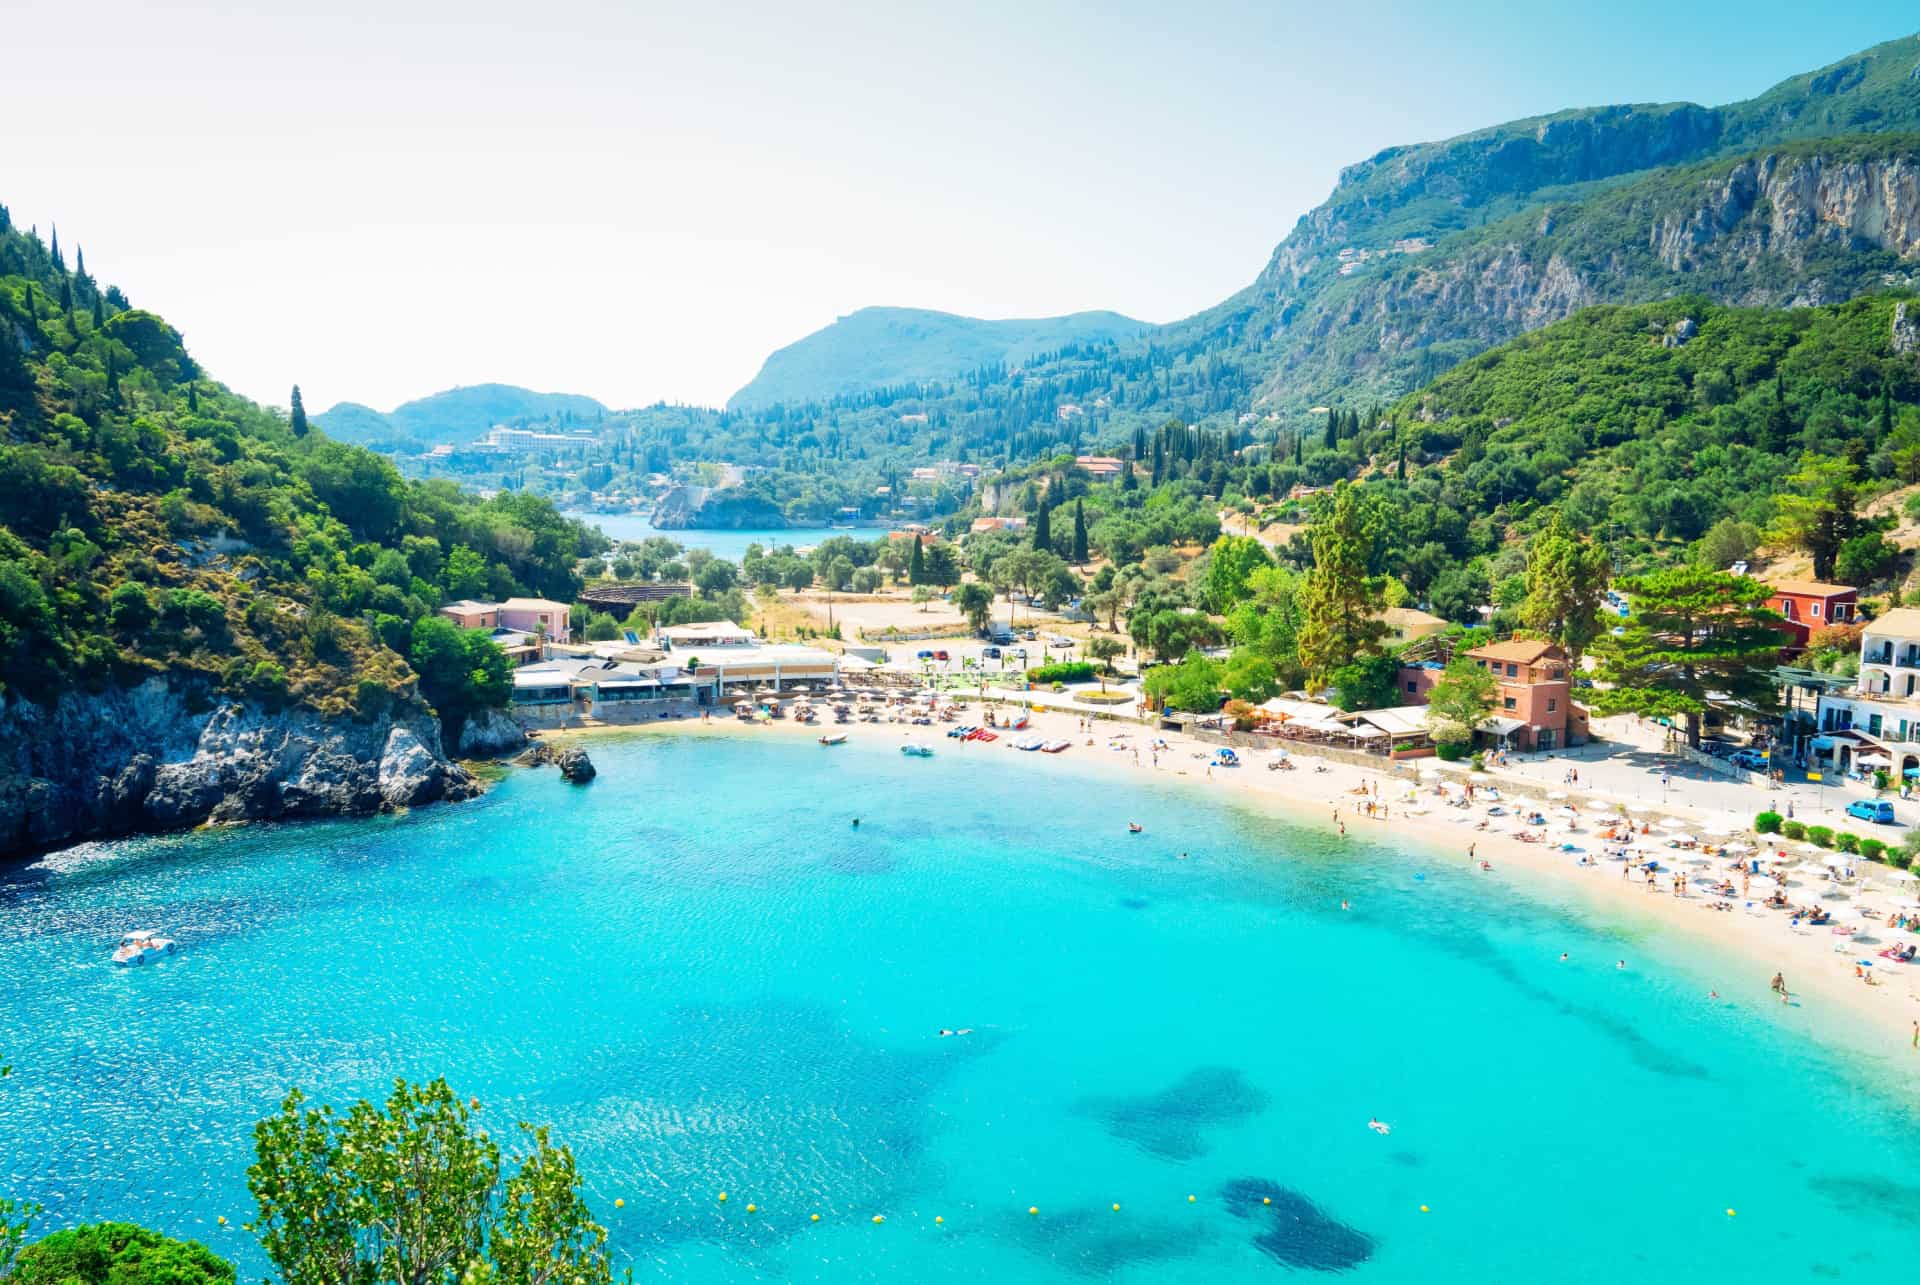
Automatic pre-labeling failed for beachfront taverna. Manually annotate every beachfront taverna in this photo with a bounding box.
[511,622,838,722]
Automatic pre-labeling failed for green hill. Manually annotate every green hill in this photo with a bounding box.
[726,306,1147,410]
[0,205,603,724]
[317,383,608,452]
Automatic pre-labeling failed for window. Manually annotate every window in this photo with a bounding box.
[1548,698,1557,713]
[1503,697,1517,711]
[1405,681,1417,693]
[1811,603,1822,618]
[1870,714,1884,737]
[1505,663,1518,677]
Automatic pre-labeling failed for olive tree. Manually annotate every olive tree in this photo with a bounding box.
[247,1078,621,1285]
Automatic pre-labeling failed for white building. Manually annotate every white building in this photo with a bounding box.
[1811,607,1920,776]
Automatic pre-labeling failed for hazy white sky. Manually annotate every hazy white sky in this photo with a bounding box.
[8,1,1913,412]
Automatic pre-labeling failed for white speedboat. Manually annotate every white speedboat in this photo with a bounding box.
[112,929,175,967]
[819,732,848,746]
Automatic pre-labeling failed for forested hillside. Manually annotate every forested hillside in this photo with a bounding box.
[0,208,605,719]
[727,307,1147,410]
[317,383,608,453]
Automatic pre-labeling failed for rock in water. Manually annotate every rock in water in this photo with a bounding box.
[513,741,596,782]
[555,747,596,783]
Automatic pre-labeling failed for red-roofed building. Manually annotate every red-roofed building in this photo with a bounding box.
[1073,455,1126,479]
[1763,579,1857,646]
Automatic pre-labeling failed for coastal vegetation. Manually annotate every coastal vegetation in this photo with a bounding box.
[0,206,604,725]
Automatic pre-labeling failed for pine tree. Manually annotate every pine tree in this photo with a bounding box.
[1072,499,1089,564]
[290,385,309,436]
[1296,482,1389,686]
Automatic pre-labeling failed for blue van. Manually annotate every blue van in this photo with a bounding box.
[1845,799,1896,825]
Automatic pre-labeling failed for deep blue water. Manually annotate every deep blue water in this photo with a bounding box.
[565,513,875,561]
[3,732,1918,1283]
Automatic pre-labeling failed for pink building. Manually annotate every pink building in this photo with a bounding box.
[1466,639,1583,751]
[439,600,500,630]
[498,597,572,643]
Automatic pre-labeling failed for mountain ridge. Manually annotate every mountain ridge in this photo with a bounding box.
[316,382,608,451]
[725,306,1148,411]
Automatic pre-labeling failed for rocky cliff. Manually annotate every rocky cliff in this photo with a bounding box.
[650,484,788,529]
[0,678,487,862]
[1242,141,1920,407]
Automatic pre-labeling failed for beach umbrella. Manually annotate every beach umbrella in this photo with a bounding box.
[1547,790,1569,800]
[1888,870,1920,884]
[1556,805,1578,815]
[1889,895,1920,910]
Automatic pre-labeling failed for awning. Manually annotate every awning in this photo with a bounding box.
[1479,716,1526,737]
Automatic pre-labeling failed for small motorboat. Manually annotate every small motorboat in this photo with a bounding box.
[818,733,848,746]
[1041,739,1070,754]
[1128,822,1143,834]
[112,929,175,967]
[1014,736,1045,751]
[900,744,934,758]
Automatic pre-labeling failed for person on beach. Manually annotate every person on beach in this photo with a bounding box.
[1771,972,1790,1003]
[1339,822,1347,837]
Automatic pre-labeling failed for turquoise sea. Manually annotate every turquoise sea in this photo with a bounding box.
[3,732,1918,1283]
[564,513,873,561]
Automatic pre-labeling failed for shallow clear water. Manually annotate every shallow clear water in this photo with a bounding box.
[3,733,1918,1283]
[564,513,874,561]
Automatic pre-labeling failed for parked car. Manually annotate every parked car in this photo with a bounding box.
[915,649,935,660]
[1730,749,1767,770]
[1846,799,1896,824]
[982,646,1002,660]
[933,650,950,662]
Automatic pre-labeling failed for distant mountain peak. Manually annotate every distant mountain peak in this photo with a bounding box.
[725,306,1147,410]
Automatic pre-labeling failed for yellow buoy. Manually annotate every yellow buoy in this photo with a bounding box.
[614,1199,624,1209]
[934,1216,944,1224]
[1420,1205,1430,1213]
[1187,1195,1196,1204]
[1028,1206,1039,1216]
[1262,1197,1271,1206]
[718,1192,728,1203]
[811,1214,821,1223]
[872,1214,885,1224]
[746,1204,756,1214]
[1111,1203,1121,1212]
[1726,1209,1736,1217]
[216,1217,227,1226]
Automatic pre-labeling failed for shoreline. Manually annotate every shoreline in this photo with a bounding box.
[548,708,1920,1065]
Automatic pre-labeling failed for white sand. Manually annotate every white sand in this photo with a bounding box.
[546,704,1920,1063]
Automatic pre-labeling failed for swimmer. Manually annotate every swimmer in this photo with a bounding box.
[937,1028,974,1038]
[852,818,860,828]
[1559,952,1568,962]
[1178,851,1189,861]
[1617,960,1626,970]
[1367,1118,1391,1135]
[1709,989,1719,1000]
[1128,822,1143,834]
[1340,899,1350,911]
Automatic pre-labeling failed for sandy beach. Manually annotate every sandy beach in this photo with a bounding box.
[544,703,1920,1064]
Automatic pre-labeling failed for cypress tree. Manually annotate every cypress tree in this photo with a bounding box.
[59,277,73,314]
[1293,432,1302,466]
[1879,383,1895,440]
[1396,435,1407,480]
[1072,499,1089,563]
[188,381,199,412]
[21,282,33,321]
[290,385,309,436]
[91,293,104,330]
[908,534,925,585]
[1323,411,1337,452]
[1034,501,1052,551]
[49,225,63,272]
[75,247,85,279]
[105,350,118,400]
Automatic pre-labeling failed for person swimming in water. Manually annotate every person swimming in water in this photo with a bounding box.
[1367,1118,1391,1135]
[937,1028,974,1038]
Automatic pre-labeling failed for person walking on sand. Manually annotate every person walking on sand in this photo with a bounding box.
[1771,972,1790,1003]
